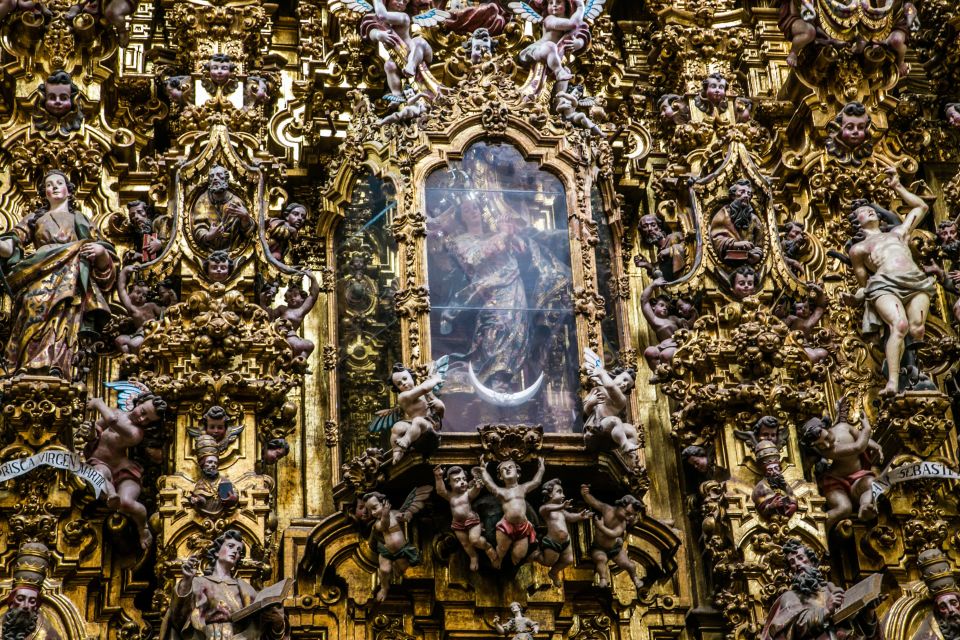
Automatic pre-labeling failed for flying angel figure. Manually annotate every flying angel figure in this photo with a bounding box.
[581,347,642,464]
[509,0,607,82]
[344,0,450,97]
[360,485,433,601]
[369,356,449,464]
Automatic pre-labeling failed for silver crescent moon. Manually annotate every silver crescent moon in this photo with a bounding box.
[467,362,544,407]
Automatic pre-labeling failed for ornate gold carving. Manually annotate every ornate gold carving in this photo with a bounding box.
[478,424,543,462]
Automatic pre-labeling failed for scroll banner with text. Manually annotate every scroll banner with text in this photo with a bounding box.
[0,450,106,497]
[871,461,960,501]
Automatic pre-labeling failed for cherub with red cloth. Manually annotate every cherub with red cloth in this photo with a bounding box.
[477,456,545,568]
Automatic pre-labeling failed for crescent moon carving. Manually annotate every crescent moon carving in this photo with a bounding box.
[467,362,544,407]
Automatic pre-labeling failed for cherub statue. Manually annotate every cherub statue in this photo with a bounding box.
[640,278,697,380]
[582,347,641,461]
[361,487,432,601]
[163,75,192,106]
[103,0,136,40]
[349,0,450,98]
[510,0,606,84]
[841,169,934,397]
[681,445,712,475]
[657,93,690,126]
[263,438,290,465]
[777,283,830,363]
[202,250,234,283]
[433,465,497,570]
[40,70,77,119]
[36,70,84,134]
[493,602,539,640]
[115,265,164,354]
[84,381,168,549]
[477,457,544,569]
[694,72,728,115]
[463,26,495,64]
[266,202,307,261]
[580,485,645,589]
[244,74,270,108]
[826,101,874,166]
[947,103,960,129]
[778,0,817,67]
[369,360,446,464]
[188,435,238,517]
[800,396,883,531]
[204,53,237,87]
[730,265,759,299]
[538,478,592,586]
[265,273,320,361]
[187,405,244,454]
[553,84,602,136]
[379,87,431,125]
[779,0,917,74]
[734,415,787,450]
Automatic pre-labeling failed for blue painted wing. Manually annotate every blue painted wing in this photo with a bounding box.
[368,406,401,433]
[104,380,150,412]
[508,1,544,24]
[583,0,607,22]
[382,93,407,104]
[412,8,450,27]
[342,0,373,13]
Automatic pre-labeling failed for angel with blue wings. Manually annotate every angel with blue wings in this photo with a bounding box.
[509,0,606,83]
[370,360,447,464]
[84,381,169,550]
[346,0,449,97]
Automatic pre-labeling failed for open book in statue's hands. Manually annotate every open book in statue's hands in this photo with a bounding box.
[230,578,292,624]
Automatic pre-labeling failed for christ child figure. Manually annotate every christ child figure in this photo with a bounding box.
[538,478,592,586]
[477,457,545,568]
[433,465,497,570]
[580,484,645,589]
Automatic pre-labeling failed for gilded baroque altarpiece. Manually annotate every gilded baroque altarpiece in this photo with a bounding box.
[0,0,959,639]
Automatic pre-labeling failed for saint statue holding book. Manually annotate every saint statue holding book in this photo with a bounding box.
[160,530,290,640]
[761,539,883,640]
